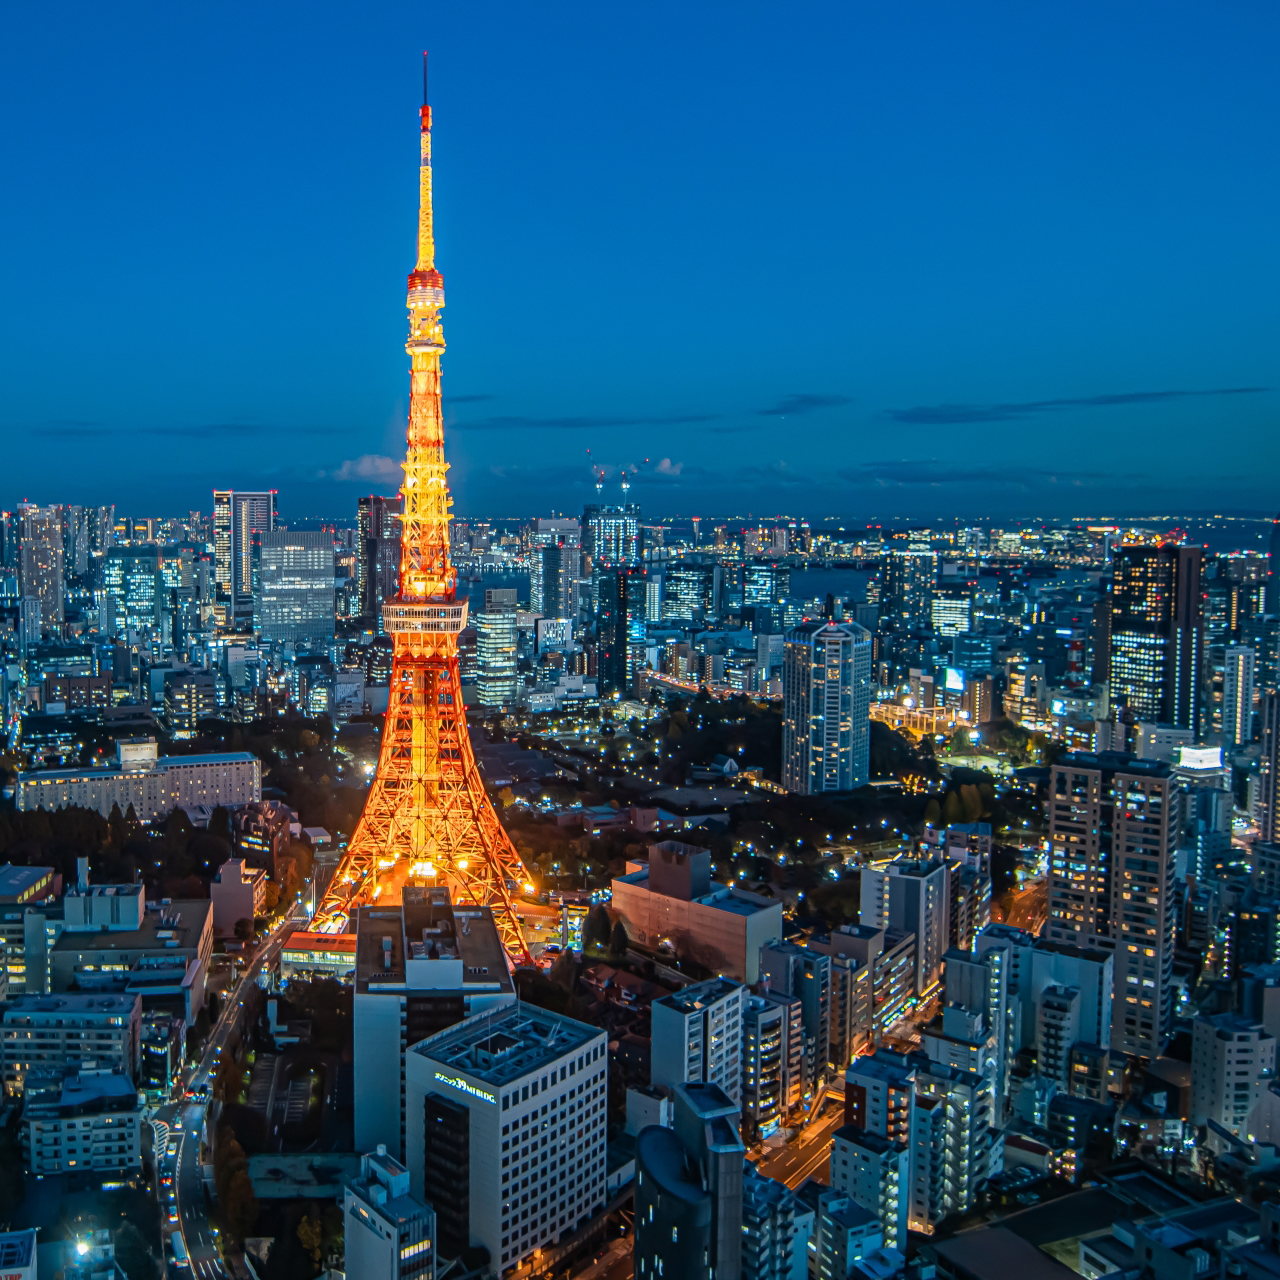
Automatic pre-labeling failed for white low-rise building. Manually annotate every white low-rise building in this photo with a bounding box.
[16,738,260,821]
[23,1069,143,1176]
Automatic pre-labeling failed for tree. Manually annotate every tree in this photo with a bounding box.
[585,904,611,949]
[296,1206,324,1266]
[114,1223,160,1280]
[608,921,629,957]
[234,917,254,941]
[549,950,577,990]
[262,882,280,911]
[223,1167,259,1238]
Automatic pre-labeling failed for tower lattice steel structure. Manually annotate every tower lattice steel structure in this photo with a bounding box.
[313,55,534,963]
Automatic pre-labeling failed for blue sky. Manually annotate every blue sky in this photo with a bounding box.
[2,2,1277,521]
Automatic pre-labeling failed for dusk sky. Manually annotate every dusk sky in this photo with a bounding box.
[3,2,1278,521]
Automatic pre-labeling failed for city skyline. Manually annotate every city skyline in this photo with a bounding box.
[3,1,1278,518]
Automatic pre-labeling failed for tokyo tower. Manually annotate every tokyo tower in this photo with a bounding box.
[312,55,534,964]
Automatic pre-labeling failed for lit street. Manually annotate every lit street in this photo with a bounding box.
[156,904,306,1275]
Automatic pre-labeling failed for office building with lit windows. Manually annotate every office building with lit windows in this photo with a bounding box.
[405,1003,608,1272]
[651,978,745,1106]
[343,1146,436,1280]
[1046,752,1176,1058]
[1108,543,1204,735]
[475,607,518,707]
[255,531,335,647]
[213,489,277,622]
[781,620,872,794]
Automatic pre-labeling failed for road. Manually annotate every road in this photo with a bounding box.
[750,1104,844,1190]
[999,880,1047,934]
[155,906,306,1276]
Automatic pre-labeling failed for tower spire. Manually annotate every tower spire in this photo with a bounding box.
[417,51,435,273]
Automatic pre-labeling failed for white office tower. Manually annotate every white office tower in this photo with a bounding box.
[1191,1013,1276,1137]
[860,857,950,994]
[353,892,516,1163]
[650,977,745,1106]
[406,1004,608,1272]
[1224,646,1257,749]
[781,619,872,794]
[758,941,832,1095]
[343,1146,435,1280]
[829,1125,909,1251]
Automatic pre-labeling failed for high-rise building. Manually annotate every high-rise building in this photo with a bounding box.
[829,1126,908,1251]
[1045,752,1176,1057]
[98,546,164,635]
[742,994,802,1140]
[650,978,745,1105]
[635,1082,744,1280]
[664,557,721,623]
[1224,645,1257,748]
[1108,543,1204,735]
[1190,1013,1276,1137]
[758,942,832,1095]
[742,1167,812,1280]
[213,490,277,622]
[255,531,336,647]
[860,858,950,995]
[405,1004,608,1271]
[352,893,515,1162]
[343,1147,436,1280]
[17,504,64,637]
[583,502,641,567]
[882,548,935,633]
[744,562,790,609]
[781,620,872,794]
[596,566,647,694]
[475,607,518,708]
[357,495,403,626]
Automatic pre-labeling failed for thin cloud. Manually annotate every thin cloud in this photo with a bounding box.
[654,458,683,477]
[454,411,719,431]
[888,386,1267,426]
[327,455,403,482]
[757,394,852,417]
[837,460,1140,487]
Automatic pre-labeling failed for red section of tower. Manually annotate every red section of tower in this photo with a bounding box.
[312,55,534,965]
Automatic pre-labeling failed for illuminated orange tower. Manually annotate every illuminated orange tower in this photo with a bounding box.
[313,55,533,963]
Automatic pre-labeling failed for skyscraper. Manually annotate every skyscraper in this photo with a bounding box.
[781,620,872,794]
[596,566,646,694]
[1108,543,1204,735]
[583,501,641,567]
[882,547,935,633]
[475,606,517,708]
[1224,645,1256,748]
[358,494,403,626]
[17,504,64,636]
[255,531,336,647]
[212,490,277,622]
[1045,752,1177,1058]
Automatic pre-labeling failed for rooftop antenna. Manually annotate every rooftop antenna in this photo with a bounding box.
[620,466,631,498]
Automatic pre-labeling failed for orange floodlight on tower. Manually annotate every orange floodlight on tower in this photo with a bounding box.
[312,54,534,964]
